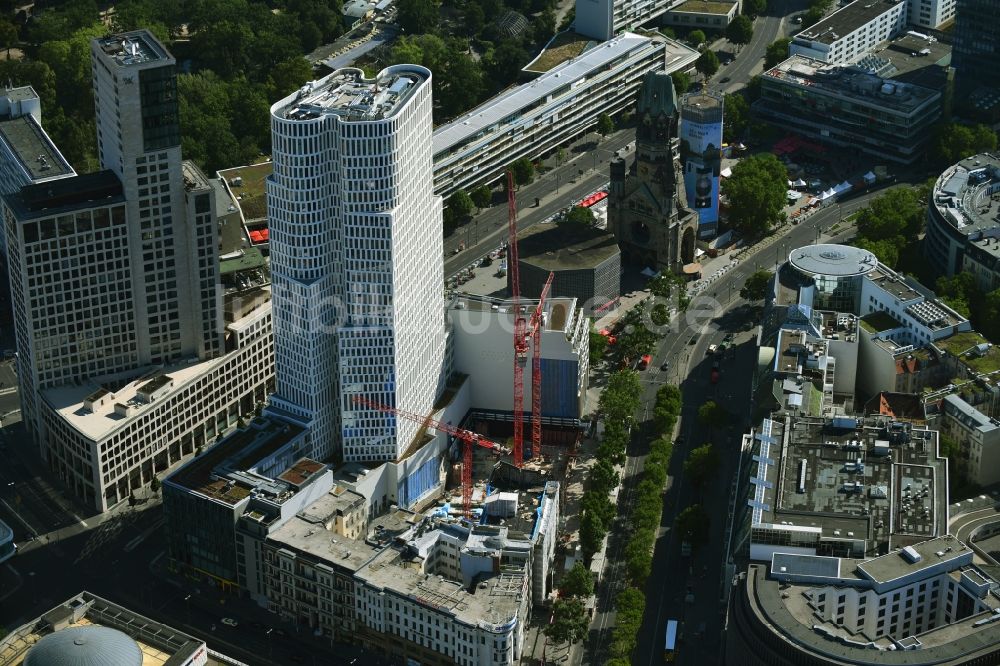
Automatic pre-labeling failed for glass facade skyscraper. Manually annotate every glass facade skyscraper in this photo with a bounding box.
[952,0,1000,94]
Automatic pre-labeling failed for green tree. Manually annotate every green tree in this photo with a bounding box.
[267,57,314,102]
[671,70,692,95]
[596,112,615,137]
[581,490,616,528]
[464,2,486,35]
[591,459,621,493]
[744,0,767,17]
[687,29,707,47]
[764,37,791,69]
[580,511,606,561]
[618,325,658,363]
[149,475,161,494]
[697,400,729,428]
[675,504,710,546]
[535,8,557,42]
[485,39,530,88]
[509,157,535,186]
[856,189,924,239]
[936,272,976,318]
[559,205,597,228]
[726,15,754,50]
[740,269,773,301]
[589,328,609,363]
[684,443,720,488]
[599,370,643,423]
[720,152,787,237]
[696,49,720,80]
[559,562,595,598]
[802,5,826,27]
[929,123,998,167]
[980,288,1000,341]
[545,597,589,644]
[0,20,17,57]
[447,190,475,222]
[855,237,899,269]
[723,92,750,141]
[471,184,493,209]
[438,49,484,117]
[397,0,441,33]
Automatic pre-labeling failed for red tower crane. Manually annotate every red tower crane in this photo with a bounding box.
[507,171,528,467]
[529,271,555,458]
[353,397,509,519]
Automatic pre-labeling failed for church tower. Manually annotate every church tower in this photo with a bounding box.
[608,72,697,273]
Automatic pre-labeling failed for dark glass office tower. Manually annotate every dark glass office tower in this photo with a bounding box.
[952,0,1000,95]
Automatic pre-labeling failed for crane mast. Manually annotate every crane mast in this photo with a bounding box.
[353,397,508,518]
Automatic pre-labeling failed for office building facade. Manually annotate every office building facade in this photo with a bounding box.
[267,66,446,463]
[91,31,223,365]
[0,86,75,259]
[755,55,942,164]
[0,30,277,512]
[951,0,1000,103]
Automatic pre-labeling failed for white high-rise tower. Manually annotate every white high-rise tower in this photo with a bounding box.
[267,66,446,462]
[90,31,223,364]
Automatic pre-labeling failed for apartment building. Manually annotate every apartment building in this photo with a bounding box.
[267,65,447,463]
[432,33,698,197]
[908,0,955,30]
[236,487,559,665]
[789,0,907,65]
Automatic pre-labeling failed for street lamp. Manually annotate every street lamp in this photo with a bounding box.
[266,628,273,658]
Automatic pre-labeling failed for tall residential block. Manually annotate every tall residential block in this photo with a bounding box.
[267,66,446,462]
[91,31,223,364]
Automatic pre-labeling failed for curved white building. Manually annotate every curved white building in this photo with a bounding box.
[267,66,447,462]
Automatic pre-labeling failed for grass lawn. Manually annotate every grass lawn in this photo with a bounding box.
[524,31,593,72]
[936,331,1000,375]
[218,161,273,221]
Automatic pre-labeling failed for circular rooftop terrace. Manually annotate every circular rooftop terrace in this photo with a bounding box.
[788,243,878,278]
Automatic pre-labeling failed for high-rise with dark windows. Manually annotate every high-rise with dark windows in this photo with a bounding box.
[952,0,1000,98]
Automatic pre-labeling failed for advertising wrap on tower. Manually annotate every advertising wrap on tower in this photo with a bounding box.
[680,93,724,238]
